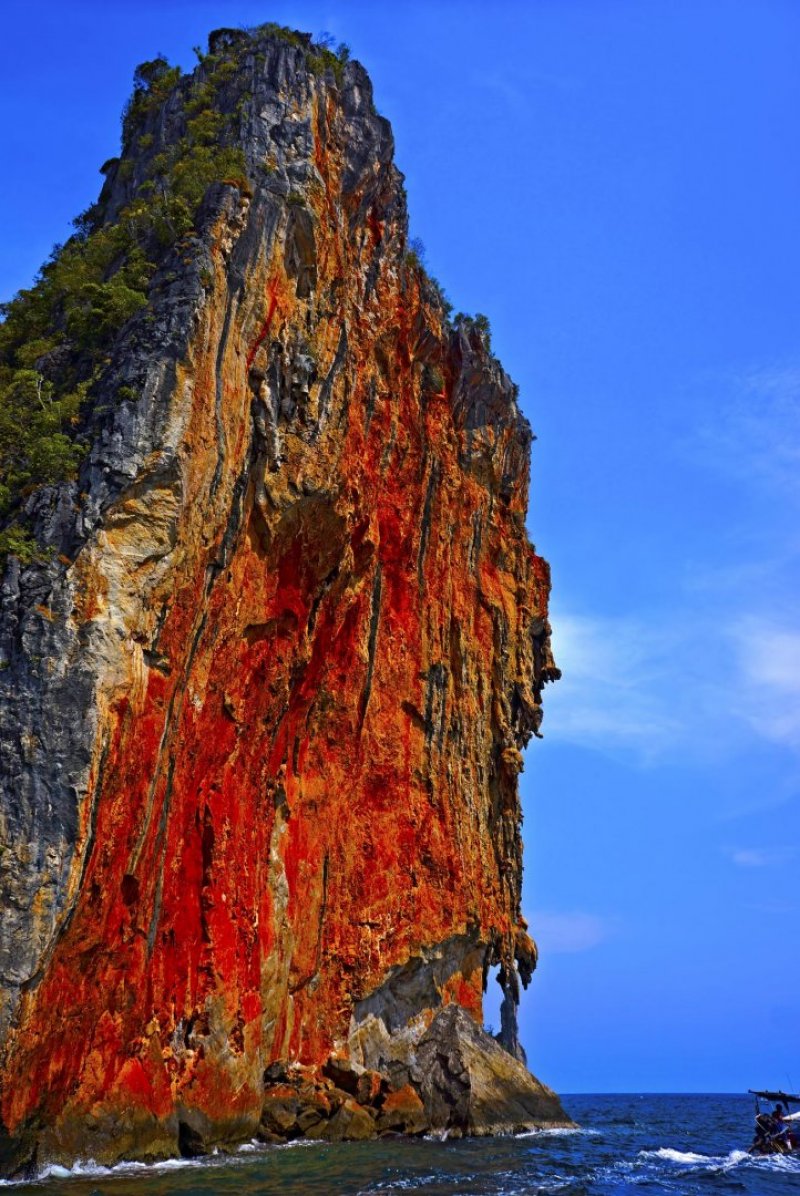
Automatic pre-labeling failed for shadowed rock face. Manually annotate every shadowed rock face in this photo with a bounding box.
[405,1004,568,1137]
[0,26,565,1175]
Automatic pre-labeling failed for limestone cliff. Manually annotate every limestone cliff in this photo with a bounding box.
[0,25,565,1173]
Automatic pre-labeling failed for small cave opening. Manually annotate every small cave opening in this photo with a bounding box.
[177,1119,206,1159]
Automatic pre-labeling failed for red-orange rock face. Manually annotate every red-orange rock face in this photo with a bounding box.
[0,28,560,1170]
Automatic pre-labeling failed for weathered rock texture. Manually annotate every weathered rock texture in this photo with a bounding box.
[0,26,565,1174]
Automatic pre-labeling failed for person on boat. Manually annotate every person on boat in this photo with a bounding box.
[754,1103,787,1151]
[754,1110,774,1147]
[758,1104,794,1153]
[772,1105,792,1145]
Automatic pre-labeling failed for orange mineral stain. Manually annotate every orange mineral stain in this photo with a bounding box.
[0,28,559,1169]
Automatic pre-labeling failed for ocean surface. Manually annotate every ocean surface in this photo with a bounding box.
[4,1094,799,1195]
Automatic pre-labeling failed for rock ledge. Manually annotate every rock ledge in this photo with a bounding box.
[258,1007,573,1146]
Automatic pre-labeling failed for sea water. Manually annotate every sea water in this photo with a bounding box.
[3,1094,798,1194]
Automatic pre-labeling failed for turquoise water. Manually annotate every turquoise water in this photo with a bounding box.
[4,1095,799,1194]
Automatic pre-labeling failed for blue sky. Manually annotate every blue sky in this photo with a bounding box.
[2,0,798,1093]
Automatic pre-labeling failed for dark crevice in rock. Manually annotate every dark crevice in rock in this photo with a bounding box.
[18,728,110,999]
[312,325,348,441]
[423,662,448,750]
[358,564,382,730]
[417,459,439,586]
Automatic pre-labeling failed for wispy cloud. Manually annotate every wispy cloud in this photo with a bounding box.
[541,362,800,767]
[729,846,795,868]
[542,611,682,760]
[542,608,729,763]
[527,910,613,954]
[729,619,800,749]
[543,604,800,766]
[472,69,579,110]
[689,365,800,500]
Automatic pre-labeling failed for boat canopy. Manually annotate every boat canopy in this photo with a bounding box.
[749,1090,800,1105]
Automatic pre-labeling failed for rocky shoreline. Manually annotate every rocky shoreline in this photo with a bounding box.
[258,1007,573,1148]
[1,1008,572,1177]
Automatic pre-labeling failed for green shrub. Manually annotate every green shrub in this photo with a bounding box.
[0,524,43,565]
[427,274,453,317]
[473,312,492,349]
[122,56,183,146]
[250,22,308,48]
[0,48,250,563]
[133,56,180,94]
[453,312,494,353]
[423,364,445,393]
[305,36,350,84]
[0,370,87,514]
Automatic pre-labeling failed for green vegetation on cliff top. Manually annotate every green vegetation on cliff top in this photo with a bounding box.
[0,45,253,562]
[0,24,357,563]
[0,23,481,564]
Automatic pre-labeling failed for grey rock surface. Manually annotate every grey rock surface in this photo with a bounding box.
[410,1005,572,1136]
[0,34,404,1058]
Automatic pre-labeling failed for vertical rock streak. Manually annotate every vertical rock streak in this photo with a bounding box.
[0,29,561,1169]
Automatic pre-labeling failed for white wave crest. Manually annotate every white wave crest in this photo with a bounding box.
[0,1154,206,1186]
[645,1147,710,1164]
[0,1137,324,1188]
[640,1145,800,1174]
[721,1149,752,1169]
[517,1126,599,1138]
[33,1156,206,1183]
